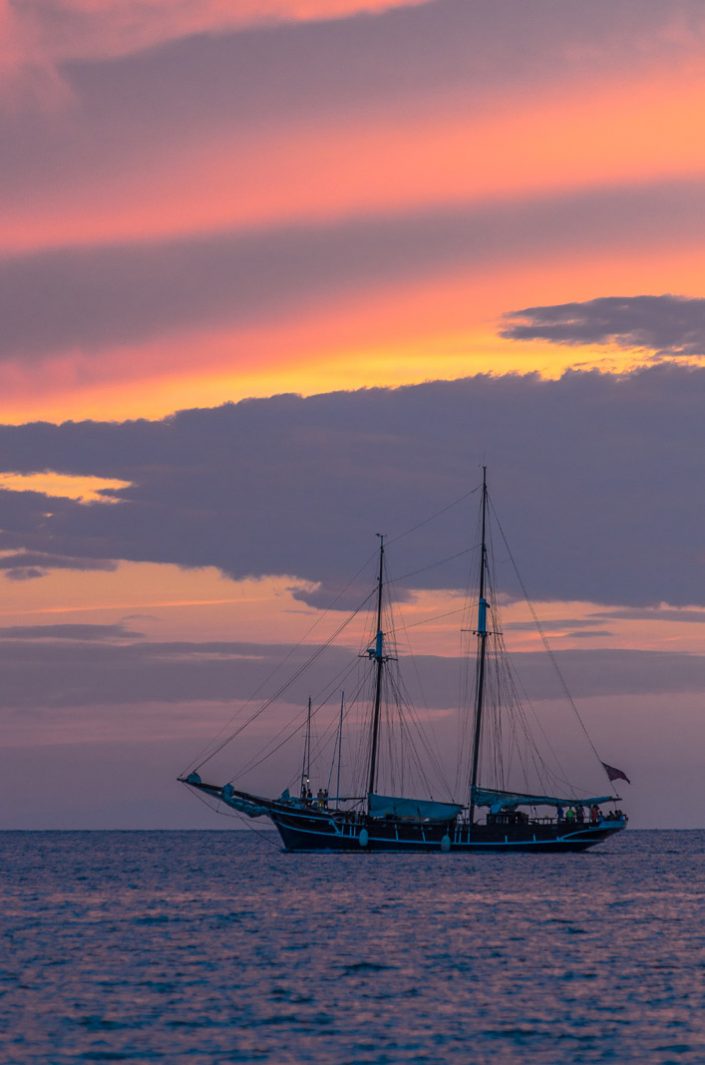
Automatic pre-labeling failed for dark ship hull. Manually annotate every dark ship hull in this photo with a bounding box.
[186,781,626,851]
[269,806,626,853]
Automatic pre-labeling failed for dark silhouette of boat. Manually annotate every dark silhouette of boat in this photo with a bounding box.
[181,469,628,852]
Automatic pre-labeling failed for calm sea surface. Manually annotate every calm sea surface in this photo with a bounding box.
[2,829,705,1064]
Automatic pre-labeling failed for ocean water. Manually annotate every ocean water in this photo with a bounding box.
[2,830,705,1064]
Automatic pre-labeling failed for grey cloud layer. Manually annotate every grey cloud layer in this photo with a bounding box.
[0,623,142,641]
[592,607,705,623]
[1,365,705,606]
[503,296,705,357]
[0,551,117,578]
[0,630,702,710]
[4,182,705,361]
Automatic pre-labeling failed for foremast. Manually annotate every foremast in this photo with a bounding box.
[469,466,489,825]
[367,534,387,800]
[300,695,312,798]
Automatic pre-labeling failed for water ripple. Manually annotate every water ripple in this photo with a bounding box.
[2,830,705,1063]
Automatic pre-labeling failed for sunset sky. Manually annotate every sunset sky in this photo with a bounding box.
[4,0,705,827]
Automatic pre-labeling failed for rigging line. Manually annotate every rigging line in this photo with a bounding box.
[194,587,377,772]
[184,784,281,848]
[353,672,377,798]
[398,605,467,632]
[181,547,379,777]
[379,580,449,789]
[316,678,368,782]
[386,485,481,547]
[387,673,425,792]
[386,614,453,797]
[399,687,454,800]
[238,654,368,784]
[489,496,618,795]
[499,636,591,793]
[299,603,396,779]
[283,668,370,792]
[386,670,437,796]
[325,688,355,795]
[393,602,450,783]
[489,536,577,793]
[500,658,563,792]
[230,651,366,782]
[387,546,477,586]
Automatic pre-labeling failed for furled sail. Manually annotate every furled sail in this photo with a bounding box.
[472,786,614,814]
[368,793,462,821]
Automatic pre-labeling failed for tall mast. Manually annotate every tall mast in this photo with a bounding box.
[300,695,312,798]
[335,690,344,805]
[469,466,489,824]
[367,534,386,798]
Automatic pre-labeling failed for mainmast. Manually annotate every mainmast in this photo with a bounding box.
[367,534,386,798]
[469,466,489,824]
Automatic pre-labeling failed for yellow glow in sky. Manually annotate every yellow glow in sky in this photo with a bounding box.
[0,472,131,503]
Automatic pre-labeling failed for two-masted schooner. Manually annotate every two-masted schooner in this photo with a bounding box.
[181,470,628,851]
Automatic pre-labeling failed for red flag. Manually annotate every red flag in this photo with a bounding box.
[601,761,631,785]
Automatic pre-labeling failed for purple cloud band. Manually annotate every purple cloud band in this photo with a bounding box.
[1,364,705,606]
[502,295,705,357]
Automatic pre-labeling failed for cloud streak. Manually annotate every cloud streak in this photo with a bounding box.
[5,182,705,364]
[0,550,117,580]
[502,295,705,358]
[0,632,703,711]
[7,0,701,110]
[0,622,142,640]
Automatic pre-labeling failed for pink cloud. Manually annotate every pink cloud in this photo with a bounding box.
[7,66,705,258]
[0,0,428,104]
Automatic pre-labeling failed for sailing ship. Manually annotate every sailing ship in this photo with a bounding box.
[181,469,628,852]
